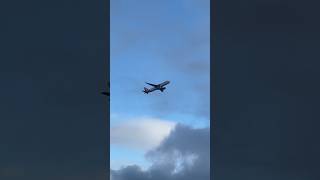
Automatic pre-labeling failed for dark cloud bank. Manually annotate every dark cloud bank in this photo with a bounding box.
[111,124,210,180]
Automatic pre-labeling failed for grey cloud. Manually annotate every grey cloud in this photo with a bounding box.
[111,124,210,180]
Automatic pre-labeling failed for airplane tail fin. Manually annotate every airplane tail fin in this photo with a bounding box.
[143,87,149,94]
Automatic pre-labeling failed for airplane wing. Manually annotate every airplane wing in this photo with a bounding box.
[145,82,158,87]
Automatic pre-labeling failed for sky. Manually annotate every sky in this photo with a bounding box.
[110,0,210,178]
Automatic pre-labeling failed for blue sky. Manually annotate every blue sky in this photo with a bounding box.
[110,0,210,171]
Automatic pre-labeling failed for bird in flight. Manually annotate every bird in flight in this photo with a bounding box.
[143,81,170,94]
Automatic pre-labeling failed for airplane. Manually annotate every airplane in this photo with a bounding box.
[143,81,170,94]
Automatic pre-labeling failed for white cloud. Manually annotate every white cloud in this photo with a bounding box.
[111,117,176,151]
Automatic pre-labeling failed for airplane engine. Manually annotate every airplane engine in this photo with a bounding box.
[160,87,166,92]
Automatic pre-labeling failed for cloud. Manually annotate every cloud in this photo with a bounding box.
[111,117,176,151]
[111,124,210,180]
